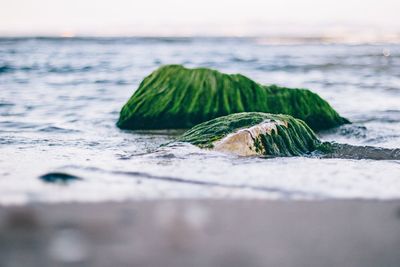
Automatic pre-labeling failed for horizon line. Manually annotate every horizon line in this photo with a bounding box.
[1,34,400,45]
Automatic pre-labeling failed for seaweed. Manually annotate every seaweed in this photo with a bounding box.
[177,112,321,157]
[117,65,349,131]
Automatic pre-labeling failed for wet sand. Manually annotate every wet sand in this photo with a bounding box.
[1,199,400,267]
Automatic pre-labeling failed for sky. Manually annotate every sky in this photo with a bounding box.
[1,0,400,38]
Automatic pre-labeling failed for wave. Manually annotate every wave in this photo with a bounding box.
[0,63,97,75]
[0,36,195,45]
[38,126,80,134]
[50,165,325,199]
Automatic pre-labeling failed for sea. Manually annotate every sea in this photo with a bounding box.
[1,37,399,204]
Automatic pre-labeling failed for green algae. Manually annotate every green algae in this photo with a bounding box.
[117,65,349,131]
[177,112,322,157]
[177,112,400,159]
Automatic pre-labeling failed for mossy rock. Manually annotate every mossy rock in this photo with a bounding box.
[177,112,321,157]
[117,65,349,131]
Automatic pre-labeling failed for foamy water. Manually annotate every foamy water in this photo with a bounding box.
[1,37,399,204]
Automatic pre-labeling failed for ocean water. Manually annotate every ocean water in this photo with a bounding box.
[0,37,399,204]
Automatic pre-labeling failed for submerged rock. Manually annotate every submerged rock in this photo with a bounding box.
[117,65,349,131]
[177,112,322,157]
[320,143,400,160]
[39,172,81,184]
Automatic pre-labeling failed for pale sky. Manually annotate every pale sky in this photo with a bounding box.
[1,0,400,37]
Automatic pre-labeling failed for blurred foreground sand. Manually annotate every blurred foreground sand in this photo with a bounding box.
[1,200,400,267]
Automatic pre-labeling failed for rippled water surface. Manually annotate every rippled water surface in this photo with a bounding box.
[1,37,399,204]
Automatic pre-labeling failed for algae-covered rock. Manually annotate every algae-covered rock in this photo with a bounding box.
[177,112,321,157]
[117,65,349,131]
[177,112,400,159]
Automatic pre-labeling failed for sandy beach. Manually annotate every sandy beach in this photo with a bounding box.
[2,1,400,266]
[1,199,400,267]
